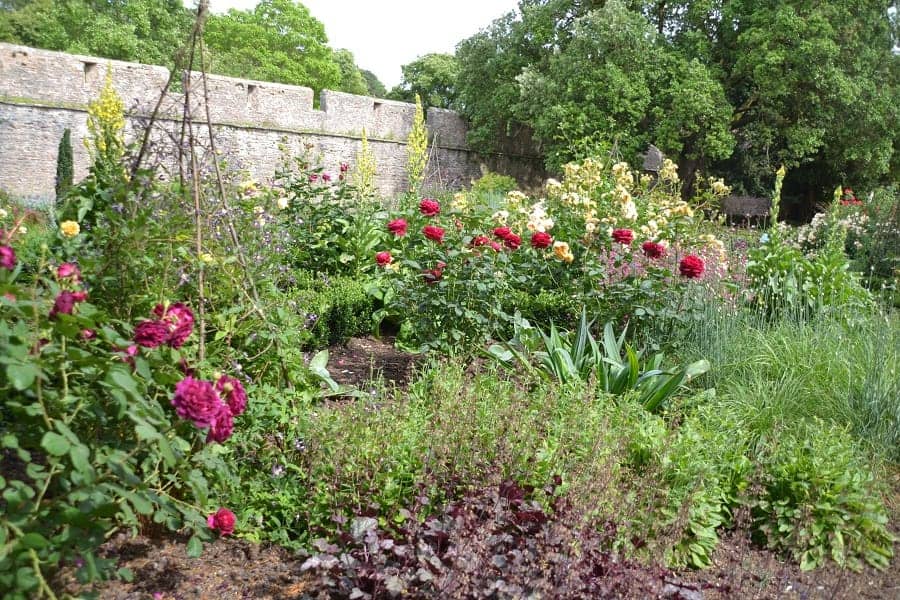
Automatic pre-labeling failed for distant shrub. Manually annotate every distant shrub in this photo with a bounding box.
[470,171,518,197]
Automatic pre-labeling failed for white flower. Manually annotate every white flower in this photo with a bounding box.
[492,210,510,224]
[0,208,7,219]
[276,196,289,210]
[253,205,265,215]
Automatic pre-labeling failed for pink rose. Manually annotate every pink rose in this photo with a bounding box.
[1,245,17,270]
[171,377,224,428]
[340,162,350,173]
[57,262,80,280]
[215,374,247,417]
[207,507,236,536]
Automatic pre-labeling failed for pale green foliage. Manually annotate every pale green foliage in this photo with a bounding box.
[405,94,428,193]
[354,128,378,200]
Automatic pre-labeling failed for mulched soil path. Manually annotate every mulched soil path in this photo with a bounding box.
[324,337,420,389]
[64,528,898,599]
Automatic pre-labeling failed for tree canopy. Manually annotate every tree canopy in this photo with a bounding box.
[388,53,460,109]
[456,0,899,204]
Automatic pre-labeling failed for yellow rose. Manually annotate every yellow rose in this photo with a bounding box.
[553,241,574,263]
[60,220,80,238]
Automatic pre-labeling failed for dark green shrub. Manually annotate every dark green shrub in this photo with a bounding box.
[506,289,580,330]
[293,276,376,348]
[55,128,74,204]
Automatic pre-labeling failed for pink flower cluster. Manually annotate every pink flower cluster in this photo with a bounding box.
[134,303,194,349]
[171,373,247,444]
[0,245,16,271]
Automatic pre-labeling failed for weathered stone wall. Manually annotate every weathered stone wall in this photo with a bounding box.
[0,43,544,203]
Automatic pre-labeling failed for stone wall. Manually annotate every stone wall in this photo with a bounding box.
[0,43,544,203]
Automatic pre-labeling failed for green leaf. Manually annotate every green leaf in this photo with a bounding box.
[6,363,40,390]
[186,535,203,558]
[41,432,71,456]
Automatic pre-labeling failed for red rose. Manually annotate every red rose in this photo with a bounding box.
[530,232,552,249]
[679,255,705,279]
[504,233,522,250]
[153,303,194,348]
[207,507,236,536]
[612,229,634,245]
[206,406,234,444]
[422,261,445,284]
[423,225,445,243]
[490,241,502,252]
[134,319,170,348]
[215,374,247,417]
[49,290,87,319]
[471,235,491,247]
[641,241,666,259]
[387,218,408,237]
[375,251,392,266]
[171,376,223,428]
[493,226,512,240]
[419,198,441,217]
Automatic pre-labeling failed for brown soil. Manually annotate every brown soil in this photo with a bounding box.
[65,527,898,599]
[325,337,420,389]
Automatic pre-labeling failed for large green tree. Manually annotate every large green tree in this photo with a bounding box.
[333,48,369,95]
[0,0,192,67]
[203,0,341,94]
[456,0,898,206]
[388,53,460,109]
[360,69,387,98]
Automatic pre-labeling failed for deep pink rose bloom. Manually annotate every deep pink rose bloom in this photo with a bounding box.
[419,198,440,217]
[612,229,635,245]
[641,241,666,259]
[423,225,445,243]
[134,319,170,348]
[308,173,319,183]
[153,303,194,348]
[471,235,491,247]
[340,162,350,173]
[207,507,236,536]
[1,245,17,270]
[490,241,502,252]
[215,374,247,417]
[57,262,80,280]
[206,406,234,443]
[50,290,86,319]
[81,329,96,341]
[679,255,705,279]
[530,232,552,249]
[387,218,408,237]
[504,233,522,250]
[172,377,224,428]
[322,173,332,182]
[493,226,512,240]
[375,251,392,266]
[422,262,445,284]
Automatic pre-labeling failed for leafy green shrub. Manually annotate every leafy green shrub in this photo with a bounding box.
[292,276,376,348]
[752,421,895,571]
[0,250,236,596]
[469,171,518,198]
[506,288,579,330]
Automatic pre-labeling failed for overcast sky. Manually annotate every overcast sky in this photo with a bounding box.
[206,1,520,88]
